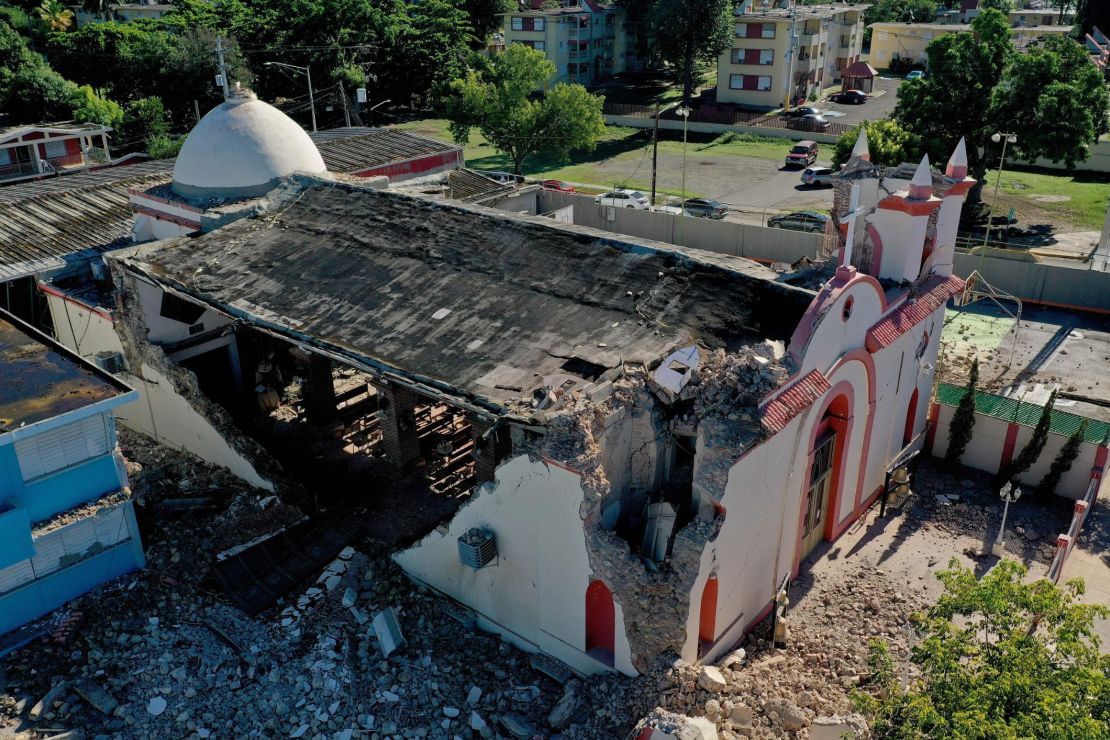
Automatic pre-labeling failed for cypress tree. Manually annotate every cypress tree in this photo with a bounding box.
[1035,419,1087,500]
[945,357,978,464]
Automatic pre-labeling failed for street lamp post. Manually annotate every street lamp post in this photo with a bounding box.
[981,132,1017,254]
[992,480,1022,557]
[265,61,317,132]
[676,105,691,245]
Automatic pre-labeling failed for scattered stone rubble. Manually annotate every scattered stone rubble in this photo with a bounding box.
[0,409,1077,739]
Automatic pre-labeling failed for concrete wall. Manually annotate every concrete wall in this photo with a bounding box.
[952,252,1110,314]
[603,115,841,145]
[0,439,124,524]
[931,402,1103,498]
[0,501,144,635]
[43,293,272,490]
[536,191,823,264]
[394,455,636,676]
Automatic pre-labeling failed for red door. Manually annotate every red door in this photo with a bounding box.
[585,580,615,666]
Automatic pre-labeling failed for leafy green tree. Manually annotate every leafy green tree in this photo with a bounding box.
[832,120,921,168]
[3,64,80,122]
[1077,0,1110,37]
[0,18,37,75]
[856,558,1110,738]
[945,356,978,464]
[37,0,73,31]
[69,84,124,127]
[893,9,1011,201]
[864,0,938,26]
[1002,389,1057,483]
[381,0,475,108]
[979,0,1012,12]
[460,0,511,44]
[895,9,1108,201]
[445,43,606,175]
[146,133,183,158]
[1036,419,1087,500]
[648,0,732,102]
[990,35,1110,169]
[119,95,170,150]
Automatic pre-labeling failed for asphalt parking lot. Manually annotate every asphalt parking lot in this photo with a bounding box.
[815,76,902,126]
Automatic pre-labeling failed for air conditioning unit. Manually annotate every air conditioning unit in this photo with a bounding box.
[93,351,125,374]
[457,527,497,569]
[89,259,107,282]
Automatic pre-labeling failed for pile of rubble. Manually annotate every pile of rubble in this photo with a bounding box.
[688,343,790,420]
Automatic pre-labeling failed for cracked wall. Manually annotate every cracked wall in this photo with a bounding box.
[98,260,279,491]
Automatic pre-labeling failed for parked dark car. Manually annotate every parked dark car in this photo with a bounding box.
[784,106,823,118]
[832,89,869,104]
[788,114,830,132]
[680,198,728,219]
[767,211,829,233]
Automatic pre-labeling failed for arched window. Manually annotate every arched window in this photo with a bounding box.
[585,580,615,666]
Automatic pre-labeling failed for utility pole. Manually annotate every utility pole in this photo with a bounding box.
[783,0,798,112]
[648,106,657,205]
[337,82,352,128]
[215,36,231,100]
[306,65,316,133]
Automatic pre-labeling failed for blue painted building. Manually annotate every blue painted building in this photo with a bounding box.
[0,309,143,636]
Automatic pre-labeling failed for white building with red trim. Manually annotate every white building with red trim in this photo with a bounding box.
[0,123,112,185]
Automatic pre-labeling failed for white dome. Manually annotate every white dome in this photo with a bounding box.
[172,90,327,199]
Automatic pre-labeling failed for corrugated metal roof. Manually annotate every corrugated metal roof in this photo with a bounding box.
[936,382,1110,445]
[0,169,171,281]
[760,369,831,434]
[0,128,461,281]
[865,274,963,352]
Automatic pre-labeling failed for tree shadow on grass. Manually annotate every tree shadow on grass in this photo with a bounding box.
[466,128,653,176]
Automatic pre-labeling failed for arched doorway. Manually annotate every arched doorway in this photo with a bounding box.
[903,388,920,446]
[585,580,615,666]
[800,394,850,561]
[698,575,719,654]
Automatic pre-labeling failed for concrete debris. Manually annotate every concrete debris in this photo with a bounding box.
[635,707,719,740]
[146,696,167,716]
[811,713,871,739]
[29,681,66,721]
[698,666,728,693]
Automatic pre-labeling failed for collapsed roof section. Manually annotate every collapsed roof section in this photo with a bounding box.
[117,177,816,418]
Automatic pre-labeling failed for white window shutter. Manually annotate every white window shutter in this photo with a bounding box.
[14,414,110,481]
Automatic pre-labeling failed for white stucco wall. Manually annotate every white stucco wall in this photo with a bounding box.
[43,293,272,491]
[932,403,1102,499]
[394,455,635,676]
[133,279,233,344]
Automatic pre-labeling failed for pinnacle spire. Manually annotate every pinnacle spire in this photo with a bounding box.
[946,137,969,179]
[851,128,870,161]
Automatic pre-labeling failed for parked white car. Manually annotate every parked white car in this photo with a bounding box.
[595,189,650,209]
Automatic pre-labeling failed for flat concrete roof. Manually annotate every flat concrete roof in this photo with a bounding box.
[939,303,1110,423]
[0,310,129,431]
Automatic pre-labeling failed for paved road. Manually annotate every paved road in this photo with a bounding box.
[816,77,902,126]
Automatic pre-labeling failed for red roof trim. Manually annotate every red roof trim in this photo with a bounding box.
[865,274,964,352]
[760,369,832,435]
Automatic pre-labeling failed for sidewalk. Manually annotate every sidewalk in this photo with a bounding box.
[1061,499,1110,652]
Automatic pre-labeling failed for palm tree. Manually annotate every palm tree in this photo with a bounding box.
[38,0,75,31]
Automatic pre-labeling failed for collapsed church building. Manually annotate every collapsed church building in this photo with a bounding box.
[27,91,974,677]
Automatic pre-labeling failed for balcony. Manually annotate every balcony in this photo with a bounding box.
[0,151,100,183]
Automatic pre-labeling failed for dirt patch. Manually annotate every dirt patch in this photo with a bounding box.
[1030,194,1072,203]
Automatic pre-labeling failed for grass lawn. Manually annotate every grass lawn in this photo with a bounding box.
[393,118,786,197]
[596,69,716,107]
[982,167,1110,231]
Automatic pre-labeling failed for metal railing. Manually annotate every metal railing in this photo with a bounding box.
[1046,473,1100,583]
[602,101,853,137]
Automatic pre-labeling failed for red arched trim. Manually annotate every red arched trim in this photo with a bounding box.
[865,223,884,277]
[903,388,920,446]
[788,266,888,367]
[827,349,878,518]
[585,580,615,666]
[792,382,855,578]
[698,576,719,645]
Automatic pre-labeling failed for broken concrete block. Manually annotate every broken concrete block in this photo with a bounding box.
[810,714,869,739]
[697,666,727,693]
[466,686,482,706]
[635,707,719,740]
[498,713,534,738]
[147,696,167,716]
[469,711,487,732]
[371,607,405,658]
[718,648,746,669]
[29,681,66,721]
[73,681,118,716]
[341,588,357,608]
[546,689,583,729]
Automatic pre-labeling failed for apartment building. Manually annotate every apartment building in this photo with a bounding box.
[502,0,631,88]
[716,1,866,110]
[869,21,1074,67]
